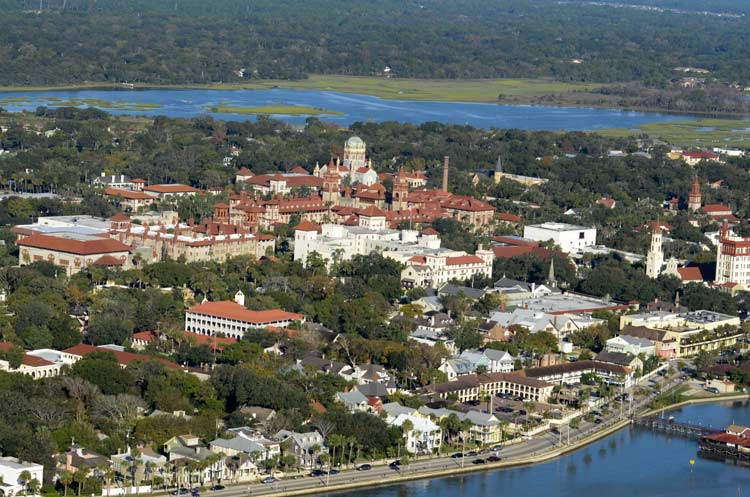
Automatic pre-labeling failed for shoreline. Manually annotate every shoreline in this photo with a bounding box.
[256,418,632,497]
[256,394,748,497]
[0,77,748,118]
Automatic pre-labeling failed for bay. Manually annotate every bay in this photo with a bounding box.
[0,88,702,130]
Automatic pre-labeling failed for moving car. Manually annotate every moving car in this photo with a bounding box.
[261,477,276,484]
[472,458,486,465]
[208,486,225,492]
[487,455,501,462]
[451,453,464,458]
[171,489,189,495]
[356,464,372,471]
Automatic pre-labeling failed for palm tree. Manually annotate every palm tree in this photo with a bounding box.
[73,467,90,497]
[97,464,113,497]
[28,478,40,496]
[143,462,156,493]
[19,470,32,496]
[59,471,74,497]
[400,419,414,457]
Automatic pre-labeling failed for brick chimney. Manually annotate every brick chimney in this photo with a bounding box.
[442,156,449,192]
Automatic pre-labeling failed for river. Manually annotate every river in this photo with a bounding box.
[0,88,699,130]
[318,401,750,497]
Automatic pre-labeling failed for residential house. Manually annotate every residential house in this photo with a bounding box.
[335,389,370,413]
[272,431,327,469]
[162,435,224,485]
[594,351,644,372]
[605,335,656,357]
[417,407,504,445]
[110,447,167,484]
[385,414,442,455]
[59,446,110,473]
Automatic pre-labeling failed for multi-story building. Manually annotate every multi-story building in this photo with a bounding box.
[523,222,597,253]
[0,456,44,495]
[185,291,304,339]
[293,210,492,287]
[385,413,442,455]
[715,222,750,288]
[426,372,555,403]
[16,231,133,275]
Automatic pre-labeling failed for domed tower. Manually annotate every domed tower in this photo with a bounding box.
[645,223,664,279]
[343,136,367,175]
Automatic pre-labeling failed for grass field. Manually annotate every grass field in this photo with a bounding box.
[598,118,750,147]
[0,75,604,104]
[207,104,343,116]
[44,98,162,110]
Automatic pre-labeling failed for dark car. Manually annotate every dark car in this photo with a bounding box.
[310,469,326,477]
[490,445,503,452]
[208,485,225,492]
[594,418,603,424]
[171,489,189,495]
[451,452,464,458]
[191,489,200,497]
[356,464,372,471]
[466,451,478,457]
[328,469,340,475]
[261,477,276,484]
[389,460,401,469]
[472,458,486,465]
[487,455,501,462]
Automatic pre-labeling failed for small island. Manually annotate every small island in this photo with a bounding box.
[207,104,343,116]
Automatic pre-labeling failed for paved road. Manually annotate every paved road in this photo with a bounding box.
[193,370,683,497]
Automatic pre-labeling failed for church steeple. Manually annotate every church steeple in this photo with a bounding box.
[493,155,504,184]
[546,257,557,288]
[645,223,664,279]
[688,176,702,213]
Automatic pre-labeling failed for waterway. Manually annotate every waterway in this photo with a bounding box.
[0,88,698,130]
[320,401,750,497]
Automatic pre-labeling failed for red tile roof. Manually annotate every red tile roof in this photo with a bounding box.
[295,219,322,232]
[703,204,733,213]
[421,228,439,236]
[143,184,199,194]
[496,212,521,223]
[683,151,718,160]
[248,174,323,189]
[63,344,181,369]
[445,255,484,266]
[359,205,387,217]
[187,300,303,324]
[290,166,309,175]
[132,178,147,184]
[182,331,237,350]
[17,233,132,256]
[22,355,54,367]
[236,168,254,177]
[109,213,131,222]
[92,255,125,266]
[105,187,155,200]
[677,267,704,281]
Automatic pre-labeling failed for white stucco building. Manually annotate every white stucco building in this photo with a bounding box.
[523,222,596,253]
[386,414,442,455]
[294,210,492,288]
[0,456,43,496]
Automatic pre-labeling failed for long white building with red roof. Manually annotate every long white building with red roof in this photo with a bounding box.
[185,292,304,339]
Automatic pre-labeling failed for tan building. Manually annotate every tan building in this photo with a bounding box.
[17,232,132,275]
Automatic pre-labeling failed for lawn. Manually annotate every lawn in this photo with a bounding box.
[206,104,343,115]
[196,75,603,103]
[598,118,750,147]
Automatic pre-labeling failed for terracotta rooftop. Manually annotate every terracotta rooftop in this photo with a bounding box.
[236,168,254,177]
[421,227,439,236]
[358,205,387,217]
[295,219,322,232]
[92,255,125,266]
[109,213,131,222]
[63,344,181,370]
[104,187,155,200]
[677,266,704,281]
[188,300,303,324]
[143,184,200,194]
[17,233,132,256]
[445,255,484,266]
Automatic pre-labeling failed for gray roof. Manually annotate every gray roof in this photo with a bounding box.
[595,350,638,367]
[438,284,486,300]
[612,335,655,348]
[336,390,368,406]
[355,382,389,398]
[382,402,417,417]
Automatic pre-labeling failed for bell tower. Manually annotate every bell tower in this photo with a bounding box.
[688,176,701,213]
[391,169,409,211]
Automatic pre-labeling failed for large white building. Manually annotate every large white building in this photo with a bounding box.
[294,209,493,288]
[385,413,442,455]
[715,223,750,288]
[185,292,304,339]
[0,456,43,496]
[523,222,596,253]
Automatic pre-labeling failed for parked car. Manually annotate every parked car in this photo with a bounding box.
[356,464,372,471]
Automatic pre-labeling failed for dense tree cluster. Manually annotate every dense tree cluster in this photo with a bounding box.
[1,0,750,86]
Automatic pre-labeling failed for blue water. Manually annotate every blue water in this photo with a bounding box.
[0,88,700,130]
[321,401,750,497]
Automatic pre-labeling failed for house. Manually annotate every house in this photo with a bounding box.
[417,407,504,445]
[523,222,596,253]
[272,431,327,469]
[0,343,65,379]
[60,446,110,472]
[0,457,43,496]
[235,168,255,183]
[92,173,134,190]
[163,435,224,484]
[110,447,167,484]
[605,335,656,357]
[63,344,182,370]
[385,414,442,455]
[238,406,277,427]
[594,351,644,372]
[335,389,370,413]
[680,151,720,166]
[210,427,280,463]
